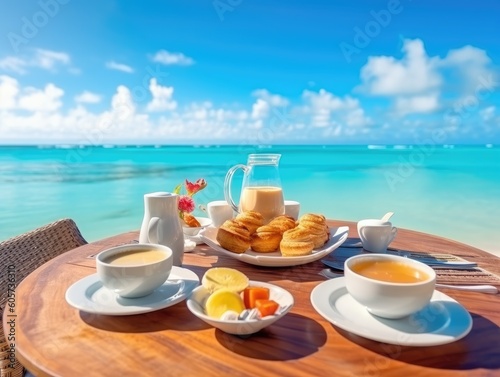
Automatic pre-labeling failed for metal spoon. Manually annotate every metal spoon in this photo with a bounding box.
[381,212,394,222]
[319,268,498,294]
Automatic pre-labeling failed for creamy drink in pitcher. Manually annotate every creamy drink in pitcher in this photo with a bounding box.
[240,186,285,223]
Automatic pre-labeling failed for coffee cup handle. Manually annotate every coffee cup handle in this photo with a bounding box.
[224,164,247,214]
[148,217,161,244]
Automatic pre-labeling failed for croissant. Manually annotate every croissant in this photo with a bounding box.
[216,219,251,253]
[234,211,264,234]
[279,227,315,257]
[298,213,329,248]
[250,225,282,253]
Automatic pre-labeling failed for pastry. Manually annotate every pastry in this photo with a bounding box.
[234,211,264,234]
[279,227,315,257]
[216,219,251,253]
[267,215,296,233]
[250,225,282,253]
[183,213,201,227]
[298,213,329,248]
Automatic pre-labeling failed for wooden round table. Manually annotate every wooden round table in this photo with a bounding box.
[6,220,500,376]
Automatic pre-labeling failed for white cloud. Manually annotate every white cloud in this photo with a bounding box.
[0,75,19,109]
[0,75,63,112]
[105,61,134,73]
[251,99,270,120]
[0,56,28,74]
[18,83,64,112]
[440,45,497,95]
[302,89,371,128]
[151,50,194,66]
[0,49,71,75]
[111,85,136,119]
[361,39,441,96]
[250,89,289,121]
[480,106,495,121]
[33,49,70,70]
[146,78,177,112]
[395,93,439,116]
[75,91,102,104]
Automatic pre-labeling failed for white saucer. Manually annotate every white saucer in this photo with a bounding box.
[310,277,472,346]
[65,266,199,316]
[200,226,349,267]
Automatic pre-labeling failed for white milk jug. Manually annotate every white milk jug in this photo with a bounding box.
[139,192,184,266]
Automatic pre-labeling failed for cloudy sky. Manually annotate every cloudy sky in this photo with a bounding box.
[0,0,499,145]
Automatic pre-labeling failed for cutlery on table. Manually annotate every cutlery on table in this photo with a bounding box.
[322,257,478,270]
[318,268,499,294]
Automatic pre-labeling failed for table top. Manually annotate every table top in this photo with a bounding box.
[6,220,500,377]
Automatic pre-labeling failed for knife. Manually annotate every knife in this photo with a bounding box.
[321,258,478,271]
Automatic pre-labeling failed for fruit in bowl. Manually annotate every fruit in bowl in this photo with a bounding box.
[182,214,212,236]
[186,268,294,335]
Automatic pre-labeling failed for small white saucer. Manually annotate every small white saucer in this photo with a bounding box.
[65,266,199,316]
[310,277,472,346]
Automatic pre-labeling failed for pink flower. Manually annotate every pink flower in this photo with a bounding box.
[185,178,207,196]
[178,195,195,213]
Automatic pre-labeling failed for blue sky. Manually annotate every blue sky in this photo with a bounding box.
[0,0,499,144]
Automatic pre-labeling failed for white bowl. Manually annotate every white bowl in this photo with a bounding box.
[182,216,212,236]
[344,254,436,319]
[96,243,173,298]
[186,281,294,335]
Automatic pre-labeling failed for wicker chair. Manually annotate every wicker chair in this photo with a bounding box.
[0,219,87,377]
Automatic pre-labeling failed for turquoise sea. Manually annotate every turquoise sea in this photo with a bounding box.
[1,145,499,255]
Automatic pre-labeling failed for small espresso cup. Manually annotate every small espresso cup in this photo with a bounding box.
[357,219,397,253]
[284,200,300,220]
[207,200,234,227]
[96,243,173,298]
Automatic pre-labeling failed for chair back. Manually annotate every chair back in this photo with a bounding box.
[0,218,87,377]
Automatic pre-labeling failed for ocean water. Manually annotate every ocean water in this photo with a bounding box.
[1,145,499,256]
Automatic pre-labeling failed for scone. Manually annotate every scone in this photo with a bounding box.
[279,227,315,257]
[268,215,296,233]
[234,211,264,234]
[298,213,329,248]
[250,225,282,253]
[216,219,251,253]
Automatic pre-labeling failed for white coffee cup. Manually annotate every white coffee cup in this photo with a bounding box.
[284,200,300,220]
[357,219,397,253]
[207,200,234,227]
[96,243,173,298]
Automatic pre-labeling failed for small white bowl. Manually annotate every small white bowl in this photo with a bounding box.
[182,216,212,236]
[186,281,294,335]
[96,243,173,298]
[345,254,436,319]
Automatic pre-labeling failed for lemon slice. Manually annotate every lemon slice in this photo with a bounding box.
[205,289,246,319]
[202,267,249,293]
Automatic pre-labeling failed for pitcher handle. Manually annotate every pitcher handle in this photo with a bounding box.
[224,164,246,213]
[148,217,161,244]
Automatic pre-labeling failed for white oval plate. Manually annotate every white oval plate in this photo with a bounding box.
[65,266,199,316]
[310,277,473,346]
[199,226,349,267]
[187,280,294,335]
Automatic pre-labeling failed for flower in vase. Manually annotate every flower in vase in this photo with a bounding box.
[174,178,207,223]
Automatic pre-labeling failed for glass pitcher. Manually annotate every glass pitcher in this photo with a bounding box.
[224,154,285,223]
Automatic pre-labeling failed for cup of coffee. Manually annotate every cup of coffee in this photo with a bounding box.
[345,254,436,318]
[96,243,173,298]
[284,200,300,220]
[357,219,397,253]
[207,200,234,227]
